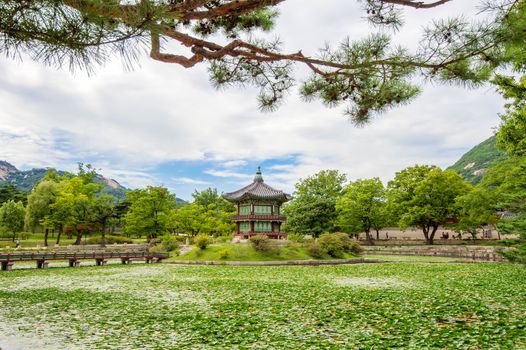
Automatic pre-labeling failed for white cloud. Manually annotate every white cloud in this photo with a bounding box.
[172,177,211,185]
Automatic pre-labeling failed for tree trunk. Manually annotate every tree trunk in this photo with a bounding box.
[12,231,16,242]
[427,225,439,245]
[376,229,380,241]
[74,229,82,245]
[44,228,49,247]
[422,225,430,244]
[101,221,107,247]
[56,225,63,245]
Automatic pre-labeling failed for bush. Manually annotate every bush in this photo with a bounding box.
[315,233,362,257]
[307,242,328,258]
[148,244,166,254]
[215,235,234,244]
[84,235,134,245]
[249,235,272,252]
[195,234,213,249]
[349,241,363,255]
[161,235,180,252]
[287,233,305,243]
[218,248,230,260]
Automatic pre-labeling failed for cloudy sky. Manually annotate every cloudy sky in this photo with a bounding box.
[0,0,504,200]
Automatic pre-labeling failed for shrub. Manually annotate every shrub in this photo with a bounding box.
[161,235,180,252]
[288,233,305,243]
[215,235,234,244]
[148,244,166,254]
[249,235,272,252]
[218,248,230,260]
[195,234,213,250]
[307,242,328,259]
[317,233,345,258]
[349,241,363,255]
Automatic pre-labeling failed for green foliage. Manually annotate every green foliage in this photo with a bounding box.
[0,199,25,240]
[495,75,526,157]
[337,178,387,240]
[287,233,305,243]
[1,263,525,348]
[306,242,328,259]
[218,248,230,260]
[448,135,507,185]
[454,187,499,239]
[170,188,235,237]
[388,166,470,244]
[124,186,175,240]
[249,235,272,252]
[317,232,355,258]
[195,234,213,250]
[160,234,180,252]
[0,184,26,205]
[284,170,346,237]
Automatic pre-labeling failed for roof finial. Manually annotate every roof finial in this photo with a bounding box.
[254,166,264,182]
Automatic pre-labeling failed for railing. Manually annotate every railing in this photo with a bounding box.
[0,251,169,270]
[231,214,287,221]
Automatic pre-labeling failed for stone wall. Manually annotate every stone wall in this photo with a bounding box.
[363,245,510,261]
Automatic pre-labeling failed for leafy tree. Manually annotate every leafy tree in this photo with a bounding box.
[0,184,26,205]
[495,75,526,157]
[454,187,499,240]
[25,179,63,246]
[337,178,386,241]
[53,176,101,245]
[284,170,347,237]
[388,166,470,244]
[124,186,176,240]
[0,200,25,242]
[169,203,209,236]
[91,194,117,246]
[2,1,522,122]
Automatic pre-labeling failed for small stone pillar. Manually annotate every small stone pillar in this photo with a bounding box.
[95,259,108,266]
[36,260,49,269]
[1,261,14,271]
[69,259,81,267]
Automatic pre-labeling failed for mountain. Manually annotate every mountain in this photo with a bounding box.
[448,135,507,185]
[0,161,128,199]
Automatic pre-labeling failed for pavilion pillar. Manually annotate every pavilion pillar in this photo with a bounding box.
[237,222,240,235]
[1,262,14,271]
[250,221,254,234]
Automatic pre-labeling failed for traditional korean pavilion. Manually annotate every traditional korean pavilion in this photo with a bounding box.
[224,167,292,239]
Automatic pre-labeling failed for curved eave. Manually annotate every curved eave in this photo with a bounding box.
[224,193,291,203]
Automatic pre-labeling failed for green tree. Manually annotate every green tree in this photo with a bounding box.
[124,186,176,240]
[495,75,526,157]
[0,200,25,242]
[337,178,386,241]
[2,1,522,122]
[0,184,26,205]
[25,179,63,246]
[91,194,117,246]
[284,170,347,237]
[455,187,499,240]
[388,166,470,244]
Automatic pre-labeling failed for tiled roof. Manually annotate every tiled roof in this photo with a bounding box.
[223,167,292,203]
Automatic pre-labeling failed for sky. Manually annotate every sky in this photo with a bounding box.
[0,0,504,201]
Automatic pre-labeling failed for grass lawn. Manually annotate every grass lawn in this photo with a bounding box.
[0,261,525,349]
[169,243,357,261]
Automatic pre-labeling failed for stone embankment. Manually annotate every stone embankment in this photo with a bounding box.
[164,258,385,266]
[363,245,510,261]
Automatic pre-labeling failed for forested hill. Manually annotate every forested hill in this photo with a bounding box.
[448,136,507,185]
[0,160,127,199]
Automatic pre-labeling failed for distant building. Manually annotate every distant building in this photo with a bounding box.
[223,167,292,239]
